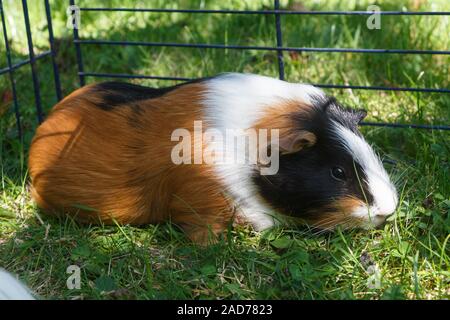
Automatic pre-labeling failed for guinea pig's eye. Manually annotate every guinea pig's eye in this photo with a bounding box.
[331,166,346,182]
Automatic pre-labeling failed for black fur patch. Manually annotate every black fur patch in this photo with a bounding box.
[90,77,212,111]
[321,97,367,133]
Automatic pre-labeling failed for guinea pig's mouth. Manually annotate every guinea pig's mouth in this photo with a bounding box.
[298,200,395,232]
[352,214,388,230]
[349,204,396,230]
[302,214,387,233]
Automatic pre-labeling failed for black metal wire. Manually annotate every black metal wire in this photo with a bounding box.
[0,3,447,133]
[79,72,450,130]
[22,0,44,123]
[79,71,450,94]
[78,8,450,16]
[0,0,22,140]
[0,50,51,76]
[71,6,450,98]
[312,83,450,94]
[360,122,450,130]
[44,0,62,101]
[71,3,450,115]
[74,39,450,56]
[274,0,285,80]
[79,72,192,81]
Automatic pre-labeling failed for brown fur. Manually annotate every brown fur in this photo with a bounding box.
[28,82,235,243]
[303,197,365,230]
[252,100,317,156]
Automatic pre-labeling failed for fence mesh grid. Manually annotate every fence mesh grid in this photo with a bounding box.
[1,0,449,138]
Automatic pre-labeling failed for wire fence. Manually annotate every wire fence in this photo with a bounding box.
[0,0,61,138]
[1,0,449,140]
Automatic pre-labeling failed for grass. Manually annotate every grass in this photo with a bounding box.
[0,0,449,299]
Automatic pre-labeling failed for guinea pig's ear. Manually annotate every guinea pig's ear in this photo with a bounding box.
[278,130,316,155]
[353,109,367,124]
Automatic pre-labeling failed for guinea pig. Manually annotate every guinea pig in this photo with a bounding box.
[28,73,398,243]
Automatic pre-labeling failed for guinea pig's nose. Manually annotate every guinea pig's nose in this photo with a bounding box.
[374,195,398,218]
[374,211,393,221]
[372,209,395,227]
[377,192,399,216]
[372,215,388,229]
[375,210,394,217]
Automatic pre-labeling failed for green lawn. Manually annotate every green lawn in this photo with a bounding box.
[0,0,449,299]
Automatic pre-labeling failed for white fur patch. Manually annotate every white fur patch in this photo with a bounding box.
[332,122,398,225]
[202,73,325,230]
